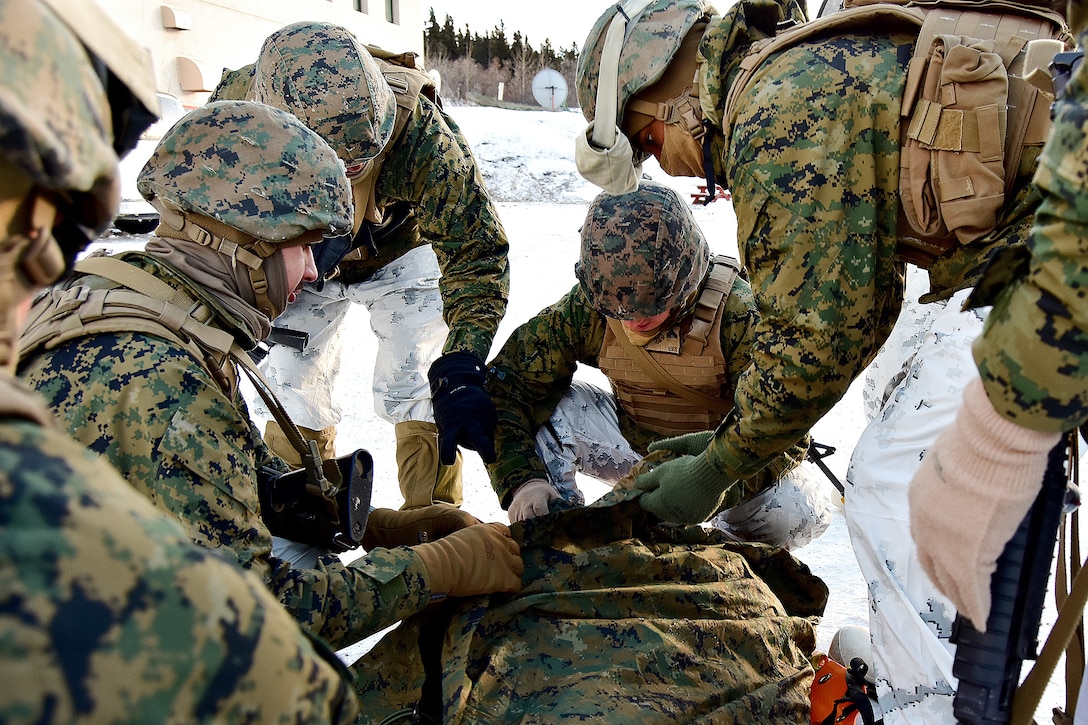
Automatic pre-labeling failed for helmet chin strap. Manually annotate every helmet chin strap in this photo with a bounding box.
[575,0,658,193]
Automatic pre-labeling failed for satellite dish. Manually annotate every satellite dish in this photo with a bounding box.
[531,68,568,111]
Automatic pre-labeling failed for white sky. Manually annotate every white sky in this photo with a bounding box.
[422,1,618,51]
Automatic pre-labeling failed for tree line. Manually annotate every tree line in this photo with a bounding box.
[423,8,581,109]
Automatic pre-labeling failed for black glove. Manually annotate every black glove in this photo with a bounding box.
[427,351,497,465]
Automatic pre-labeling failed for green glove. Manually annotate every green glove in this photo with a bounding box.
[647,429,715,457]
[635,452,735,523]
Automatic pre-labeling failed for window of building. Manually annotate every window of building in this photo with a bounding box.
[385,0,397,23]
[353,0,366,12]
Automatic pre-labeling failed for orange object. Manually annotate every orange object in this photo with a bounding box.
[810,654,858,725]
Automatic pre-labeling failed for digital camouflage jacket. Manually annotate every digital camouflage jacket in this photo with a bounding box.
[0,376,358,723]
[696,0,1042,480]
[18,254,433,651]
[970,25,1088,432]
[337,95,511,362]
[486,267,806,508]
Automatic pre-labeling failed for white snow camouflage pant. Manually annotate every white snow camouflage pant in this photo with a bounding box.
[259,245,448,430]
[847,275,982,725]
[537,379,835,551]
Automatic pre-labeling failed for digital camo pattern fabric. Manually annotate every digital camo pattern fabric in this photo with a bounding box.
[693,7,1045,482]
[18,255,432,651]
[337,95,510,362]
[575,180,710,319]
[353,492,826,723]
[0,380,357,723]
[252,22,397,166]
[971,25,1088,433]
[137,100,352,242]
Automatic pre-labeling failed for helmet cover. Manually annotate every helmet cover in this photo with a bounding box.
[252,22,396,167]
[576,179,710,319]
[137,100,353,243]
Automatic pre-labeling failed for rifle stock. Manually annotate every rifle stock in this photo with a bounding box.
[951,439,1069,724]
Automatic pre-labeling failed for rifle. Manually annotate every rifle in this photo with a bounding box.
[257,448,374,553]
[950,437,1071,724]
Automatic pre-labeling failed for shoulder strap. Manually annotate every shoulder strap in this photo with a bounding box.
[72,257,341,491]
[685,255,740,349]
[721,4,926,153]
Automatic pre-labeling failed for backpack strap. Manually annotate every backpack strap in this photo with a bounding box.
[721,4,926,155]
[22,255,340,491]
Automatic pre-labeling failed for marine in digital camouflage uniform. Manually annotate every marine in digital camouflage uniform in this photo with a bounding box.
[487,181,832,550]
[18,101,523,660]
[0,1,356,722]
[575,0,1068,721]
[214,22,510,513]
[907,0,1088,707]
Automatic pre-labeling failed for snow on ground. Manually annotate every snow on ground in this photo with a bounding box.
[96,102,1068,718]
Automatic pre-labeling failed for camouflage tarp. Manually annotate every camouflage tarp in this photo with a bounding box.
[354,490,826,723]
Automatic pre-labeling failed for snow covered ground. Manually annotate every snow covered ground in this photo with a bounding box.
[99,102,1069,719]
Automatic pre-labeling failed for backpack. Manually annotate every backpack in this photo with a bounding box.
[721,0,1071,268]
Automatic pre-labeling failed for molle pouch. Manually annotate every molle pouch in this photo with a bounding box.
[902,33,1009,245]
[257,448,374,553]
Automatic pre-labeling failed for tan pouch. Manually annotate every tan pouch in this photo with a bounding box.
[901,33,1009,244]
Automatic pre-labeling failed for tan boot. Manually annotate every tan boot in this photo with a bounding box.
[395,420,464,509]
[264,420,337,469]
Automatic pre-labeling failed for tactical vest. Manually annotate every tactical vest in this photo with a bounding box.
[598,257,738,436]
[19,255,242,399]
[721,0,1071,268]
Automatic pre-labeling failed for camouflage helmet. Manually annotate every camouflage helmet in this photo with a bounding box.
[576,180,710,320]
[0,0,157,243]
[137,101,353,244]
[577,0,715,131]
[252,22,396,169]
[209,63,256,103]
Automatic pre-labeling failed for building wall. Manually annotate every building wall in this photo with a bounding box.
[99,0,424,108]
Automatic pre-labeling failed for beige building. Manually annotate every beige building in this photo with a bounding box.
[100,0,425,109]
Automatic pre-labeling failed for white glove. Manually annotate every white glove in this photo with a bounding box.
[574,122,641,195]
[909,377,1061,631]
[508,478,560,523]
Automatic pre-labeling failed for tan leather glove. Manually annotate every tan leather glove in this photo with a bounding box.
[412,522,524,597]
[361,504,481,550]
[909,377,1060,630]
[507,478,559,523]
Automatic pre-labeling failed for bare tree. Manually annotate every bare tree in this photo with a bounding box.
[508,43,538,103]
